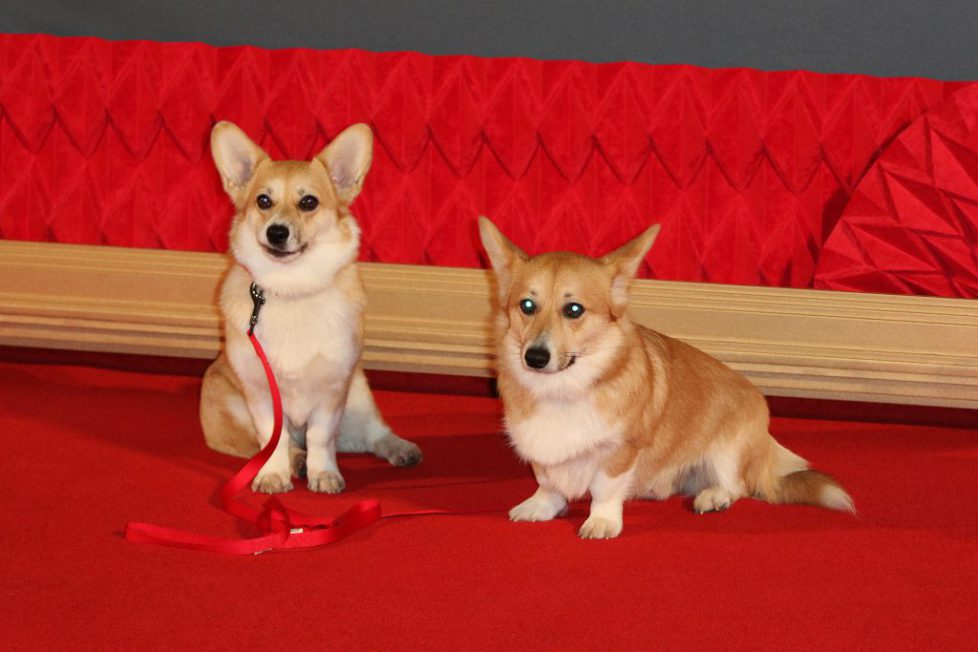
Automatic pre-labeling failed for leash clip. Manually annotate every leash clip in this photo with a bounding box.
[248,282,265,335]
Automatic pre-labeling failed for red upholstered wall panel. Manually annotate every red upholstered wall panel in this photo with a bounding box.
[0,34,968,290]
[815,83,978,298]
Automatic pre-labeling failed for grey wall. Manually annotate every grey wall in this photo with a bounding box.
[4,0,977,81]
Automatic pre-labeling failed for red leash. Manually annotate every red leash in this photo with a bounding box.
[126,330,386,554]
[126,283,496,555]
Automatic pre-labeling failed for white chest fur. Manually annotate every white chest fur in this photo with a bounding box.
[506,397,620,467]
[222,268,360,426]
[252,288,359,378]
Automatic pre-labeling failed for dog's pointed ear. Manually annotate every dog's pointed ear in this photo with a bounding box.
[478,216,528,299]
[601,224,660,317]
[316,123,374,205]
[211,121,268,207]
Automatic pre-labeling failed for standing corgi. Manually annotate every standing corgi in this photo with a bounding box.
[478,217,853,539]
[200,121,421,494]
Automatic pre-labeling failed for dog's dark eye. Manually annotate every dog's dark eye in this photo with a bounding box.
[519,298,537,315]
[256,194,273,210]
[563,302,585,319]
[299,195,319,212]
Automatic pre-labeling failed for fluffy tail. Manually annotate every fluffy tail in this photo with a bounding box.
[772,470,855,513]
[758,443,855,513]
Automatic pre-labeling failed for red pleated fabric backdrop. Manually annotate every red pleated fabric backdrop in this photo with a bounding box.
[816,82,978,297]
[1,33,976,295]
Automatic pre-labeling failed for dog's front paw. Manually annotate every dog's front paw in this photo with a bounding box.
[578,515,623,540]
[252,471,294,494]
[375,435,422,467]
[307,471,346,494]
[509,492,568,522]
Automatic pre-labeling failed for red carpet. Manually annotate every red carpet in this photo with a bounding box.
[2,360,976,650]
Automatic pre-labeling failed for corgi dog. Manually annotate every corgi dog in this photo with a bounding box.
[478,217,853,539]
[200,121,421,494]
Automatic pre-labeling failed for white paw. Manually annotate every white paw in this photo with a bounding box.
[252,470,293,494]
[307,471,346,494]
[509,494,567,522]
[693,487,735,514]
[578,515,623,540]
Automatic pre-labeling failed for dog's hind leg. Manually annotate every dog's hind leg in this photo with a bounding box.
[692,444,746,514]
[199,355,260,458]
[337,367,422,466]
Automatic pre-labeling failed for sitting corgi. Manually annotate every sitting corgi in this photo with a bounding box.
[200,121,421,494]
[478,217,853,539]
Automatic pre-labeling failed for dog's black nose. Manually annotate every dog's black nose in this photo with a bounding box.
[524,347,551,369]
[266,224,290,246]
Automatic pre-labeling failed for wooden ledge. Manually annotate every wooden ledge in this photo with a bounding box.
[2,240,977,408]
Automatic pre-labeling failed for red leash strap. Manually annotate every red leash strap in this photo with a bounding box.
[125,330,384,554]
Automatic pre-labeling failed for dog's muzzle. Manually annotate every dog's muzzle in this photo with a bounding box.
[263,223,305,259]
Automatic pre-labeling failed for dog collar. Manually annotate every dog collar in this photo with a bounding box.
[248,282,265,335]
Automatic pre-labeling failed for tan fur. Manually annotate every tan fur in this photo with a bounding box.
[200,121,421,494]
[479,216,853,539]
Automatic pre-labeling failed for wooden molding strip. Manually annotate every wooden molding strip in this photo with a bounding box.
[2,240,977,408]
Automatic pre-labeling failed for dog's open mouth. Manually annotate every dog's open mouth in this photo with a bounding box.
[263,244,307,259]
